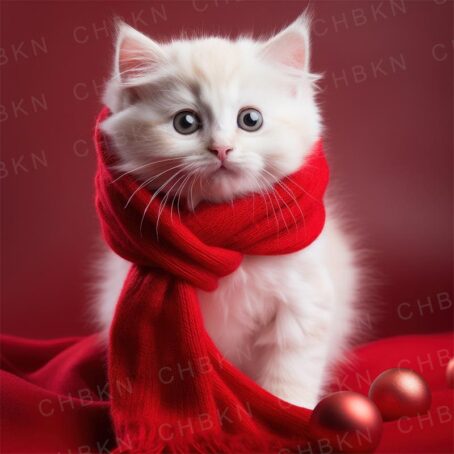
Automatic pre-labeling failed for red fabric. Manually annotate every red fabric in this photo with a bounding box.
[94,107,329,452]
[1,333,452,453]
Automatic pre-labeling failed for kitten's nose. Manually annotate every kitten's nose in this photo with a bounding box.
[207,145,233,162]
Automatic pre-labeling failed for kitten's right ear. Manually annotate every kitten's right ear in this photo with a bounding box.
[260,13,311,73]
[114,22,165,84]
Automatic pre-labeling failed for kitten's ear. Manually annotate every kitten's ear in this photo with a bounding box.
[114,22,165,84]
[261,14,311,72]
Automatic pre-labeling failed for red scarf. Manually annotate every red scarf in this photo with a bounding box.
[94,107,329,453]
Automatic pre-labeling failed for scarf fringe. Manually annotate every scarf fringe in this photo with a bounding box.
[112,431,309,454]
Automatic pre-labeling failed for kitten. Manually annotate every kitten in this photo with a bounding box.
[97,15,360,409]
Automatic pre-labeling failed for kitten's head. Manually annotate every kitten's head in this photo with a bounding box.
[101,15,321,208]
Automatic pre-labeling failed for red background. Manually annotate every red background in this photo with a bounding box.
[1,0,452,339]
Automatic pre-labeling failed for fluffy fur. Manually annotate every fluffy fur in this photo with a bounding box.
[96,15,360,408]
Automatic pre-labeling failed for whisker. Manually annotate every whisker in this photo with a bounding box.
[176,169,198,220]
[111,157,182,184]
[242,169,268,223]
[139,165,192,237]
[151,166,191,231]
[264,164,311,233]
[275,178,307,232]
[262,168,300,231]
[169,164,198,223]
[168,173,190,223]
[243,169,279,232]
[249,173,272,218]
[125,162,189,208]
[188,170,200,212]
[257,169,290,233]
[155,169,188,236]
[267,161,319,203]
[257,174,281,232]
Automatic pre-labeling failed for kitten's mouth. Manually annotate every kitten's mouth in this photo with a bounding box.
[214,161,235,173]
[212,164,235,176]
[204,161,239,180]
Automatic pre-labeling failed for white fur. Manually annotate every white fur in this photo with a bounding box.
[95,16,360,408]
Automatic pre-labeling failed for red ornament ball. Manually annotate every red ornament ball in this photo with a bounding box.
[369,368,431,421]
[447,358,454,388]
[309,391,383,453]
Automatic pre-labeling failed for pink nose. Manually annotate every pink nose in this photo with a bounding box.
[207,145,233,161]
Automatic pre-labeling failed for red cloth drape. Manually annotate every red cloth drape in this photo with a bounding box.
[1,332,452,453]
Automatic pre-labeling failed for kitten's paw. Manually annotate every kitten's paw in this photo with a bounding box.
[280,394,318,410]
[260,381,319,410]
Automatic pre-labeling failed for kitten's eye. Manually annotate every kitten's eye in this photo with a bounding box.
[173,110,201,135]
[237,108,263,132]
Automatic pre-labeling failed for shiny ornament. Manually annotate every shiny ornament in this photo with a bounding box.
[310,391,383,453]
[447,358,454,388]
[369,368,431,421]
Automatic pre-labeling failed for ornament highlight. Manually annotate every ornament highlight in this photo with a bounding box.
[447,357,454,388]
[369,368,431,421]
[310,391,382,453]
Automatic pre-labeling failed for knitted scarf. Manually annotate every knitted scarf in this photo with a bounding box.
[94,107,329,453]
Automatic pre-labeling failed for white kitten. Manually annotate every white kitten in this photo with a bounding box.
[96,16,360,408]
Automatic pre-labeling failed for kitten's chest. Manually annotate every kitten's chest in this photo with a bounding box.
[197,243,322,334]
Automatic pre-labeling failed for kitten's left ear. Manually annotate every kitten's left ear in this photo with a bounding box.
[261,14,311,72]
[114,22,166,84]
